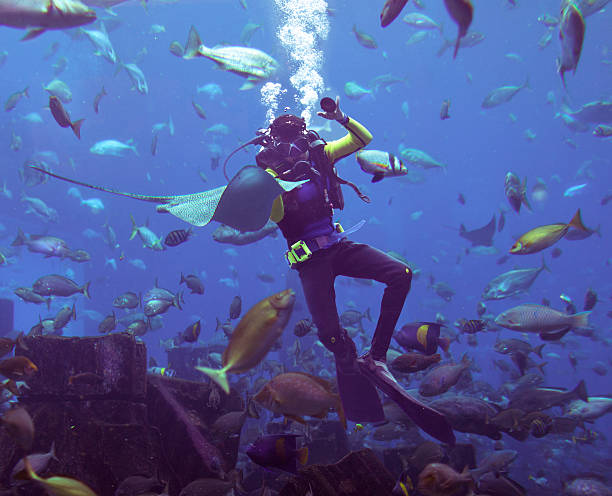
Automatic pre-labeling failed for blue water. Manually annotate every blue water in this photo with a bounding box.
[1,0,611,491]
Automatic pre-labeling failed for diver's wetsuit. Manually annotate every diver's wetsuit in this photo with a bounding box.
[273,117,412,362]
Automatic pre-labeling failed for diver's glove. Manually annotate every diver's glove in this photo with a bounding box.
[317,96,349,125]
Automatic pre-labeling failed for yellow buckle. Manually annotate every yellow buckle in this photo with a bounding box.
[286,240,312,266]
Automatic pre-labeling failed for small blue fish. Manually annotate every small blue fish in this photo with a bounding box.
[563,183,587,197]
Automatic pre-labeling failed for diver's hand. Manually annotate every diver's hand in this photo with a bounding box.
[317,96,347,122]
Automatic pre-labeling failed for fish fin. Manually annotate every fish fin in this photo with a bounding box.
[539,328,571,341]
[239,80,256,91]
[297,446,309,466]
[541,256,551,273]
[371,172,384,183]
[436,38,452,57]
[568,209,587,232]
[71,119,84,140]
[129,215,138,240]
[184,25,203,59]
[173,291,183,310]
[452,36,460,59]
[594,224,601,238]
[537,362,547,374]
[21,28,46,42]
[533,343,545,359]
[71,303,76,320]
[574,380,588,402]
[522,76,531,90]
[195,365,230,394]
[571,311,590,328]
[364,307,372,322]
[81,281,91,299]
[11,228,26,246]
[439,337,451,353]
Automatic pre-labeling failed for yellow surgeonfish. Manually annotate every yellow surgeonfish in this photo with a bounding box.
[196,289,295,393]
[24,457,97,496]
[510,209,586,255]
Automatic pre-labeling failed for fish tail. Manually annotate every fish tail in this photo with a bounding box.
[71,118,85,140]
[568,209,587,232]
[521,177,533,211]
[439,337,451,353]
[23,457,41,482]
[173,291,183,310]
[195,365,230,394]
[537,361,547,374]
[46,298,52,311]
[81,281,91,299]
[364,307,372,322]
[297,446,309,466]
[571,310,590,328]
[436,38,452,57]
[215,317,222,331]
[452,36,460,59]
[180,272,185,285]
[541,256,551,273]
[23,86,30,98]
[71,303,76,320]
[573,379,588,402]
[11,227,26,246]
[534,343,545,359]
[129,215,138,240]
[184,25,203,59]
[522,76,531,90]
[594,224,601,238]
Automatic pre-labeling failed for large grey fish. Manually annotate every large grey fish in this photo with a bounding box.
[90,139,138,157]
[482,258,549,300]
[119,63,148,95]
[212,220,278,245]
[508,380,587,412]
[0,0,95,39]
[11,229,71,258]
[43,79,72,103]
[481,79,529,109]
[564,100,612,124]
[566,397,612,421]
[495,303,590,340]
[176,26,278,89]
[557,3,586,88]
[32,274,90,298]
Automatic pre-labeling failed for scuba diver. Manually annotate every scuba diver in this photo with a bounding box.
[26,95,454,443]
[253,97,455,443]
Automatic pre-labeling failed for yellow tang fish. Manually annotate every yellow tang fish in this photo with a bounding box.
[196,289,295,393]
[24,457,97,496]
[510,209,586,255]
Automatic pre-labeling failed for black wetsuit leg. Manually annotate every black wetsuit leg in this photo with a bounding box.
[296,239,412,361]
[296,244,344,351]
[332,240,412,361]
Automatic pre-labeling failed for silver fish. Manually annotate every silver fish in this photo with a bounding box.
[482,258,549,301]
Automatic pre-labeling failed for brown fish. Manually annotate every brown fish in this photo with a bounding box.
[391,352,441,374]
[1,407,34,450]
[4,87,29,112]
[419,354,471,396]
[196,289,295,393]
[0,356,38,380]
[380,0,409,27]
[557,2,586,88]
[254,372,346,429]
[443,0,474,59]
[418,463,473,496]
[49,95,84,139]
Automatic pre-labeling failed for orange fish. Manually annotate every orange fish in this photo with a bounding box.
[254,372,346,429]
[0,356,38,380]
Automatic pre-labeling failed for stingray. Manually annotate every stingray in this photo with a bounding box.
[28,165,305,233]
[459,214,496,247]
